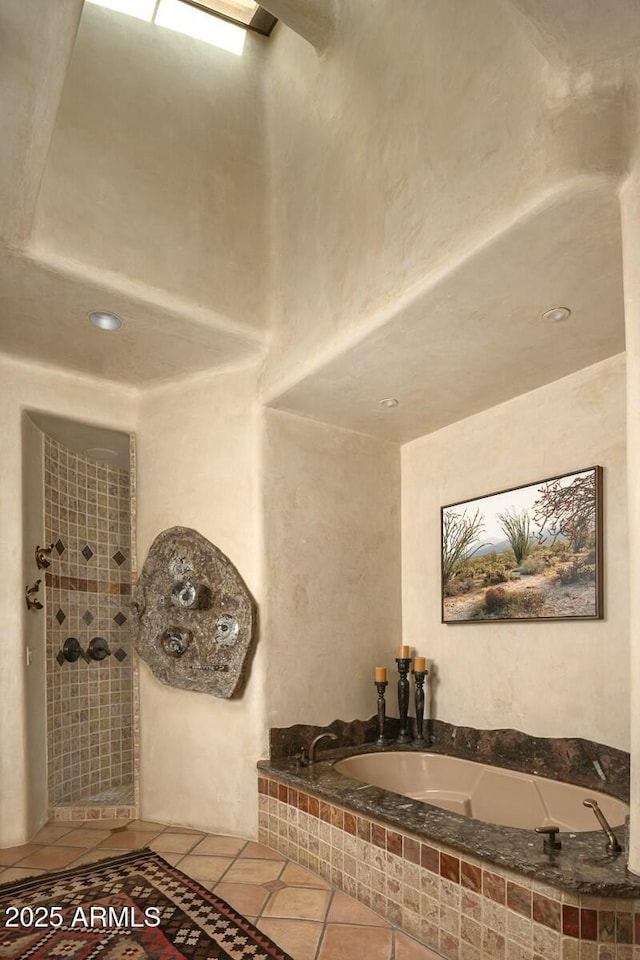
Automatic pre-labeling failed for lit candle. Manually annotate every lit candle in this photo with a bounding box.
[398,645,410,659]
[414,657,426,672]
[375,666,387,683]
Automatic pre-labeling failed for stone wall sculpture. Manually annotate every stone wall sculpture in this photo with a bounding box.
[131,526,256,698]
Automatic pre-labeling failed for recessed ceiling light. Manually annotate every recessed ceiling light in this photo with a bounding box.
[541,307,571,323]
[379,398,399,408]
[88,310,122,331]
[85,447,119,460]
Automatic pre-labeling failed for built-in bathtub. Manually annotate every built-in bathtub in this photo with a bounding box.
[258,743,634,892]
[334,751,629,832]
[258,731,638,958]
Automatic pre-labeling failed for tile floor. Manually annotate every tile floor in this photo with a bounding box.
[0,819,441,960]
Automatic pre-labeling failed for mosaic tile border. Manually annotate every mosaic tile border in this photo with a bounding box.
[45,573,131,596]
[258,775,640,960]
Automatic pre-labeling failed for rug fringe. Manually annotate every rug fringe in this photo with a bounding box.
[0,846,155,896]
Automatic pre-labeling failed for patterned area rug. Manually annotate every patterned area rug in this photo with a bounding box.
[0,848,293,959]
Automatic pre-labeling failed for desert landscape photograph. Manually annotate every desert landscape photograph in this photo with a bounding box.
[441,467,602,622]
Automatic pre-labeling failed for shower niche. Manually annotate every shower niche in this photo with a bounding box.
[28,412,137,819]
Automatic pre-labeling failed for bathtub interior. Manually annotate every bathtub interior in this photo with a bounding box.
[333,752,629,832]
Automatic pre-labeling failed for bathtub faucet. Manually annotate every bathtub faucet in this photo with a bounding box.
[309,732,338,764]
[582,798,622,853]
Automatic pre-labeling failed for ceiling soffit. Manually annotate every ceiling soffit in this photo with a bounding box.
[265,176,625,443]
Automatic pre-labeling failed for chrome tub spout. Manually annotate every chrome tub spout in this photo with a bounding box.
[583,798,622,853]
[309,732,338,764]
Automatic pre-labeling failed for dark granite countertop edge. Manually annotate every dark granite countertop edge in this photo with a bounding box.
[257,748,640,897]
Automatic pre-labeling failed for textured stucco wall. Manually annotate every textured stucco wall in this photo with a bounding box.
[0,0,82,245]
[401,355,628,749]
[2,0,638,855]
[262,409,402,729]
[262,0,628,397]
[621,143,640,871]
[0,353,137,847]
[33,3,269,331]
[21,414,47,837]
[136,365,265,838]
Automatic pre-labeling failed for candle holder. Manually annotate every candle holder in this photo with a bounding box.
[395,657,412,743]
[412,669,428,745]
[374,681,391,746]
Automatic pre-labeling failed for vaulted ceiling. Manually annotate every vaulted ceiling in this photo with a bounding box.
[0,0,637,440]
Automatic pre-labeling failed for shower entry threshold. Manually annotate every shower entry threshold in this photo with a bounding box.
[48,782,136,823]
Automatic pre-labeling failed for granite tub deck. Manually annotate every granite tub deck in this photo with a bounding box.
[259,744,634,896]
[258,742,640,959]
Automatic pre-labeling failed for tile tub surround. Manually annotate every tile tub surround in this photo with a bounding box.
[44,436,134,810]
[258,774,640,960]
[258,749,634,895]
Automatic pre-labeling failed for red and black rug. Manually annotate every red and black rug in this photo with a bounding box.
[0,847,293,959]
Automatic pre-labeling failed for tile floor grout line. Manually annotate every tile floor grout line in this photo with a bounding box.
[313,911,329,960]
[312,887,333,960]
[1,823,441,960]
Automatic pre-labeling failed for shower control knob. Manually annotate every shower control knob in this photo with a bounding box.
[535,825,562,853]
[62,637,83,663]
[88,637,110,661]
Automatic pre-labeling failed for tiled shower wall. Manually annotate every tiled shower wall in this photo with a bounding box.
[44,436,133,806]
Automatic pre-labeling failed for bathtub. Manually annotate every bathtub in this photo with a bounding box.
[334,751,628,832]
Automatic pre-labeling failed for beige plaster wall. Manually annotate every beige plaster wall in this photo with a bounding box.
[21,414,47,837]
[0,352,137,847]
[402,355,628,750]
[262,0,627,396]
[621,145,640,870]
[136,365,265,838]
[0,0,83,245]
[32,3,268,331]
[262,410,401,729]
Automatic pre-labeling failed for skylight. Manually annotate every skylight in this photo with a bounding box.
[156,0,246,53]
[86,0,276,54]
[191,0,259,27]
[88,0,156,20]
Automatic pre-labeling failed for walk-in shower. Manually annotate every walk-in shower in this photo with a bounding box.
[25,413,137,820]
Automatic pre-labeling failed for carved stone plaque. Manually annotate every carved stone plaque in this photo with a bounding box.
[131,526,256,698]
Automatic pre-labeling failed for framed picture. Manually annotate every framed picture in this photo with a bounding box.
[441,466,603,623]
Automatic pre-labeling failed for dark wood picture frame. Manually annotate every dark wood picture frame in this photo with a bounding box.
[441,466,603,624]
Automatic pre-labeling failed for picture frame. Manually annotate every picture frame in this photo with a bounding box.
[441,466,603,623]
